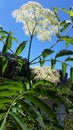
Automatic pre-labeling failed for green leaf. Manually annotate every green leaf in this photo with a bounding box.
[0,98,12,108]
[18,101,46,129]
[23,93,58,124]
[0,117,6,130]
[33,80,56,89]
[39,58,45,67]
[60,8,73,20]
[2,56,8,76]
[60,8,69,14]
[32,85,69,107]
[2,31,12,54]
[15,41,27,56]
[52,6,59,21]
[0,78,24,91]
[61,36,73,46]
[62,62,67,77]
[55,50,73,58]
[60,20,71,32]
[65,57,73,62]
[42,49,54,58]
[0,30,8,35]
[70,67,73,84]
[0,36,6,41]
[0,90,18,97]
[0,77,24,107]
[51,59,56,69]
[16,58,23,70]
[9,111,28,130]
[12,37,18,43]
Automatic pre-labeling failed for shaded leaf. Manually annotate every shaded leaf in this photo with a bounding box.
[9,111,28,130]
[17,101,46,129]
[32,86,69,108]
[15,41,27,56]
[0,117,6,130]
[70,67,73,84]
[64,114,73,130]
[65,57,73,62]
[55,50,73,58]
[23,93,58,124]
[42,49,54,58]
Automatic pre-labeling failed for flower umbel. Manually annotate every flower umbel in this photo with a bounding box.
[12,1,59,41]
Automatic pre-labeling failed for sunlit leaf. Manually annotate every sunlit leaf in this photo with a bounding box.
[51,59,56,69]
[60,8,73,20]
[55,50,73,58]
[2,56,8,76]
[15,41,27,56]
[2,31,12,54]
[16,58,23,70]
[0,36,6,41]
[60,20,71,32]
[39,58,45,67]
[62,62,67,77]
[0,90,18,97]
[0,78,24,91]
[61,36,73,46]
[12,37,18,43]
[0,30,8,35]
[42,49,54,58]
[52,6,59,21]
[0,77,24,107]
[0,98,12,108]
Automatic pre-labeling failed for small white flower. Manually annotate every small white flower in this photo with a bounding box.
[12,1,59,41]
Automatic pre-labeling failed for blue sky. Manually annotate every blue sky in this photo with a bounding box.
[0,0,73,76]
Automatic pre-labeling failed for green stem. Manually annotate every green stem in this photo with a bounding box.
[27,35,33,89]
[28,36,33,62]
[30,39,59,64]
[30,24,73,64]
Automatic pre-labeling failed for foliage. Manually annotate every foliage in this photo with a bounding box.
[0,2,73,130]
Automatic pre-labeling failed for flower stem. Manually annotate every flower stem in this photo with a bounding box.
[28,36,33,62]
[27,35,33,89]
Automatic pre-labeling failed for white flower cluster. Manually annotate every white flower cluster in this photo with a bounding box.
[31,66,60,84]
[12,1,59,41]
